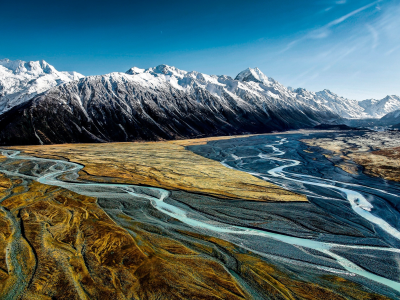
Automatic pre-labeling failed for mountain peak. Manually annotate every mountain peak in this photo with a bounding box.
[235,67,270,84]
[385,95,400,100]
[317,89,339,97]
[150,64,187,76]
[0,58,59,75]
[126,66,145,75]
[126,64,187,77]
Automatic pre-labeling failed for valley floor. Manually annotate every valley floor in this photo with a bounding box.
[0,130,399,299]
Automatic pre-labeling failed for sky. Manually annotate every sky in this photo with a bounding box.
[1,0,399,100]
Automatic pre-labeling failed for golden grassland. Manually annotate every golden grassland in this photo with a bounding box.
[0,173,392,300]
[8,136,307,202]
[302,135,400,182]
[0,173,246,299]
[353,147,400,182]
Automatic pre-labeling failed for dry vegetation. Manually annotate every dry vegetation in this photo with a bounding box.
[0,173,248,299]
[8,136,306,202]
[302,131,400,182]
[0,173,391,299]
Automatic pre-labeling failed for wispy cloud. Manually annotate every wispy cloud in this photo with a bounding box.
[281,0,382,52]
[280,40,300,53]
[321,0,347,13]
[311,0,382,38]
[321,46,357,71]
[386,45,400,56]
[366,24,379,49]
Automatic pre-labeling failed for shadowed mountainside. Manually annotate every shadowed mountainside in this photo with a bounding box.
[0,66,339,145]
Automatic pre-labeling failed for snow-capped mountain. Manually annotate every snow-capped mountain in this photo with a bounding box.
[235,67,273,84]
[292,88,368,119]
[314,90,370,119]
[0,59,84,114]
[359,95,400,118]
[0,65,338,145]
[0,62,398,145]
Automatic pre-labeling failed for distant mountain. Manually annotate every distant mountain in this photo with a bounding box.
[359,95,400,118]
[0,65,338,145]
[291,89,400,119]
[295,88,369,119]
[380,109,400,126]
[233,68,400,119]
[0,59,84,114]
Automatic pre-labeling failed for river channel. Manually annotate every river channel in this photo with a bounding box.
[1,132,400,298]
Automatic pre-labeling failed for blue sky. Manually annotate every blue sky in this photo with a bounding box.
[1,0,399,100]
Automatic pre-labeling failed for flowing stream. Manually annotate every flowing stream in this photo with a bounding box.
[1,140,400,294]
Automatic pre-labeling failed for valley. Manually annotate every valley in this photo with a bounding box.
[0,130,400,299]
[2,0,400,298]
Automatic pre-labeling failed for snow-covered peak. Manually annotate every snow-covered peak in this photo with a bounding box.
[0,58,84,114]
[127,64,188,79]
[126,66,145,75]
[318,89,335,97]
[313,89,368,119]
[147,64,187,77]
[0,59,58,76]
[295,87,312,96]
[235,67,274,85]
[315,89,345,101]
[359,98,379,107]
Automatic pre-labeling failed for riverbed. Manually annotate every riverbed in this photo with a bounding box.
[1,131,399,299]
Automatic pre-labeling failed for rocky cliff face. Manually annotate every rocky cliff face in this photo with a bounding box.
[0,66,338,145]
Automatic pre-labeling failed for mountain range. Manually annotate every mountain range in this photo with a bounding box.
[0,59,399,145]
